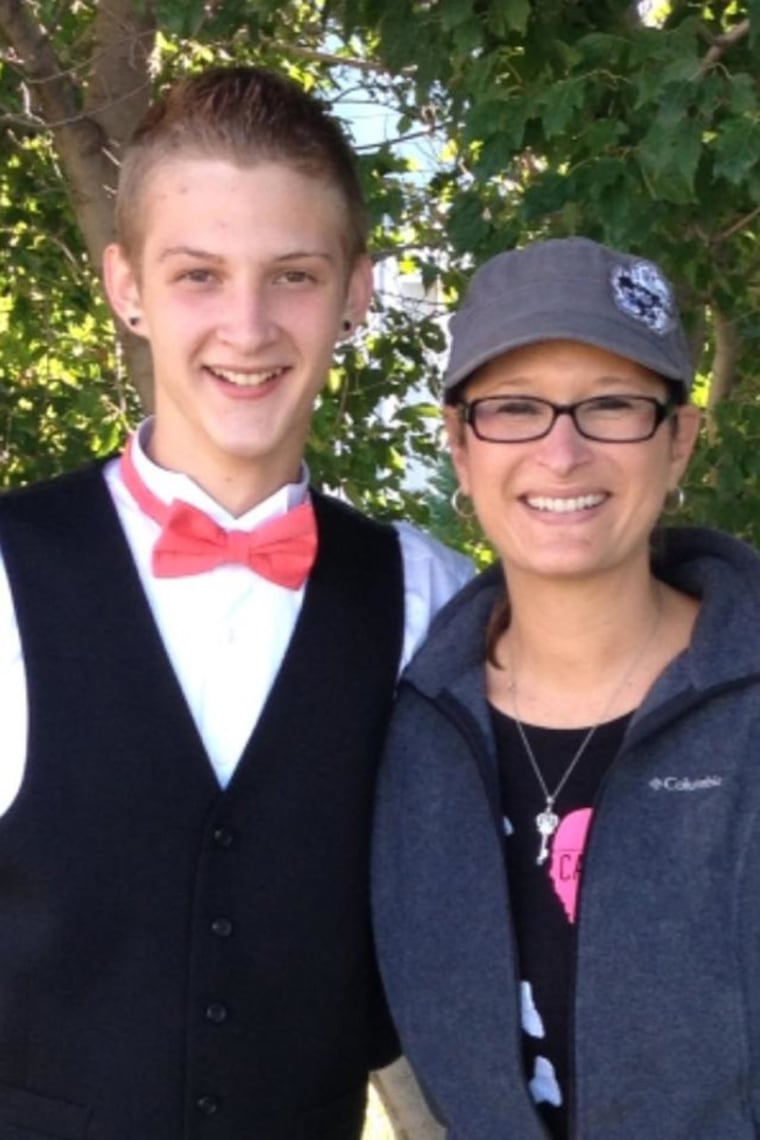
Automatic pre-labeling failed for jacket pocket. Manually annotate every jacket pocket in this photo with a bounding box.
[300,1084,367,1140]
[0,1082,90,1139]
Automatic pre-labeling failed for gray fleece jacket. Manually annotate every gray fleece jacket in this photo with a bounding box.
[372,526,760,1140]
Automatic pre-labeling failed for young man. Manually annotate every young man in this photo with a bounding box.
[0,68,470,1140]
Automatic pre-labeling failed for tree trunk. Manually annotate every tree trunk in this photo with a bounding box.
[708,309,740,410]
[372,1058,446,1139]
[703,308,740,450]
[0,0,157,408]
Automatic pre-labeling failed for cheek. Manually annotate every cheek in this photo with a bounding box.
[149,290,219,337]
[463,457,510,525]
[278,298,342,351]
[619,454,672,527]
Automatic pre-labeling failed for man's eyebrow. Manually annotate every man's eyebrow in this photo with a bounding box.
[274,250,336,264]
[157,247,337,264]
[158,246,223,263]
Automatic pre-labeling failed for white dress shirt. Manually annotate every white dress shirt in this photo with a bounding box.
[0,427,472,814]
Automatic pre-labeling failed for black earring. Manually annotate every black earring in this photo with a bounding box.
[342,319,352,333]
[128,316,140,328]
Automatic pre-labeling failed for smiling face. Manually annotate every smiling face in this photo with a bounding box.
[445,339,700,588]
[104,157,372,512]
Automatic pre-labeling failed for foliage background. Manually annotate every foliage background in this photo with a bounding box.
[1,0,759,561]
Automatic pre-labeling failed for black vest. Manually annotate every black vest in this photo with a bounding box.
[0,464,403,1140]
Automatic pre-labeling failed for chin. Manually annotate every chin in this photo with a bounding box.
[503,547,604,581]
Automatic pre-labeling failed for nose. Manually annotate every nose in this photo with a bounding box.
[534,408,592,473]
[218,281,276,349]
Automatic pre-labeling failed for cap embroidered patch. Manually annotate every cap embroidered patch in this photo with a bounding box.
[610,260,675,335]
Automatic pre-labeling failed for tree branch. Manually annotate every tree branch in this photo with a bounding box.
[0,109,48,131]
[0,0,83,123]
[701,18,750,70]
[708,309,740,409]
[354,125,442,152]
[718,204,760,243]
[259,31,415,77]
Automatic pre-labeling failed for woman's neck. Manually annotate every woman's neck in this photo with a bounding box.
[488,570,698,728]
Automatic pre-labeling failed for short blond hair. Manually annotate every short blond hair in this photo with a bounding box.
[115,66,368,266]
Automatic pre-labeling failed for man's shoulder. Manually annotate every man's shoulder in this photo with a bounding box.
[393,520,473,588]
[309,487,395,537]
[308,491,473,599]
[0,460,117,552]
[0,458,111,512]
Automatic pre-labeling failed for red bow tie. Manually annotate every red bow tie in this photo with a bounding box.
[119,437,318,588]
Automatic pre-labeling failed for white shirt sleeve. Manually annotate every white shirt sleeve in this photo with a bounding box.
[394,520,473,670]
[0,554,27,816]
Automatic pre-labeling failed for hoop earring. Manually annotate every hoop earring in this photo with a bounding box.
[451,487,475,520]
[665,485,686,512]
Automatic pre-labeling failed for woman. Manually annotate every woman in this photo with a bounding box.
[372,237,760,1139]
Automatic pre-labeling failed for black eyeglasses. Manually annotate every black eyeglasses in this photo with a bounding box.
[459,394,675,444]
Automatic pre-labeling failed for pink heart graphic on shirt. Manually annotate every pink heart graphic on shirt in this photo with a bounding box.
[549,808,593,924]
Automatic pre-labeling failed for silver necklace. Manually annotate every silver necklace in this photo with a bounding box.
[507,598,662,866]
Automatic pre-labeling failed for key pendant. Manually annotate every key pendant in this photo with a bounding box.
[535,807,559,866]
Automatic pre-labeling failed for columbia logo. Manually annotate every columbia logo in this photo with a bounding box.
[649,775,723,792]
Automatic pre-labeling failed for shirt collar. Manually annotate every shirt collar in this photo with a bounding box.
[129,419,310,529]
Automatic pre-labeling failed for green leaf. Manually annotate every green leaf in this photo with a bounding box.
[750,0,760,51]
[488,0,531,37]
[541,77,586,139]
[465,93,531,154]
[447,194,492,254]
[521,170,570,220]
[453,18,485,56]
[440,0,475,31]
[378,0,419,71]
[155,0,207,36]
[713,116,760,185]
[632,63,664,111]
[727,73,758,115]
[575,32,628,66]
[659,54,701,87]
[639,115,702,203]
[579,118,627,154]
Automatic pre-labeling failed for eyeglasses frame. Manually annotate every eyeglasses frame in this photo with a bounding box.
[457,393,676,444]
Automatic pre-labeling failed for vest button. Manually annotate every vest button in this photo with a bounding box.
[211,917,233,938]
[196,1095,220,1116]
[205,1002,228,1024]
[212,827,234,849]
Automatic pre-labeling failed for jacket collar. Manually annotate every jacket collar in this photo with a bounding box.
[404,526,760,707]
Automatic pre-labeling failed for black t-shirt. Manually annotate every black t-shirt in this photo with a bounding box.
[490,708,630,1140]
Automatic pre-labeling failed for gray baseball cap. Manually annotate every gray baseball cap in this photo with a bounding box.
[444,237,694,396]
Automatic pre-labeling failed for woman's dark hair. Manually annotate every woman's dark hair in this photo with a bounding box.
[486,593,510,668]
